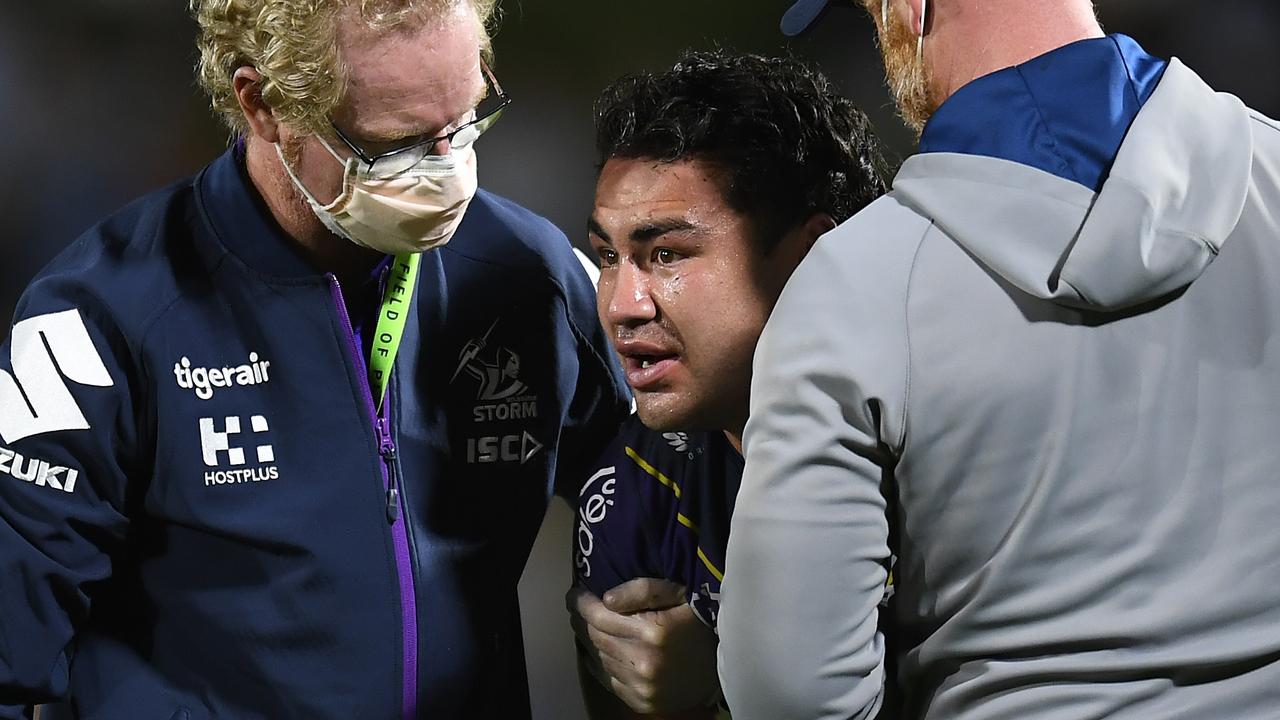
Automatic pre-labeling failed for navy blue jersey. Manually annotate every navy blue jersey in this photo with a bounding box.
[0,147,629,719]
[575,415,742,629]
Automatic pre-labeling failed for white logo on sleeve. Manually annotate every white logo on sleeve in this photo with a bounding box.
[0,445,81,493]
[0,309,114,444]
[574,465,617,580]
[199,414,279,486]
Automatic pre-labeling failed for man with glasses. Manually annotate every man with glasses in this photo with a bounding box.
[718,0,1280,718]
[0,1,627,718]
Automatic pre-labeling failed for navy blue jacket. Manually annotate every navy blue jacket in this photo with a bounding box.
[0,148,629,719]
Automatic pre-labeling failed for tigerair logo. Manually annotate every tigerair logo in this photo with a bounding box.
[451,318,539,423]
[174,353,272,401]
[199,414,280,486]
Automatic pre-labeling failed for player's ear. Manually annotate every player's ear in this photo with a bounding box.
[798,211,837,252]
[776,212,837,267]
[765,212,835,295]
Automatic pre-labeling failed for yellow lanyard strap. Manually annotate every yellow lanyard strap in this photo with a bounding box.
[369,253,421,413]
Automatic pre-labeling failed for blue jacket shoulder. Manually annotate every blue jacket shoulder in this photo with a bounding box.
[12,175,205,351]
[444,190,591,296]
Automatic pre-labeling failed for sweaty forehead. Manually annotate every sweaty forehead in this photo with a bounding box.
[594,158,732,223]
[332,5,486,141]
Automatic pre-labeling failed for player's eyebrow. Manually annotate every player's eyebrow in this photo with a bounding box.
[588,216,701,246]
[587,216,613,244]
[628,218,699,243]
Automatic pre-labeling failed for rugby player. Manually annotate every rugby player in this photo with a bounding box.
[568,49,890,718]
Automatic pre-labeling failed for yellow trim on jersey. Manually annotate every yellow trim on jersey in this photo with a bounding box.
[624,445,724,585]
[624,446,681,499]
[697,548,725,582]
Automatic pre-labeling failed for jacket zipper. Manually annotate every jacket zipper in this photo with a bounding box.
[379,415,401,523]
[328,274,419,720]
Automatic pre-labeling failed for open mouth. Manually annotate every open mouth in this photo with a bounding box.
[617,348,680,390]
[635,355,672,370]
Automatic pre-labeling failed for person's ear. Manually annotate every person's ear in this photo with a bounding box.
[232,67,281,144]
[773,211,836,272]
[764,212,836,297]
[903,0,927,37]
[796,211,837,254]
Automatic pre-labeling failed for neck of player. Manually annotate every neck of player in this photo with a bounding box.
[724,429,744,457]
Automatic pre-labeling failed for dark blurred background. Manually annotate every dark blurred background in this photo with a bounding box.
[3,1,1278,717]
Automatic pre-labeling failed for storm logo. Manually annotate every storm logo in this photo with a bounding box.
[452,319,539,423]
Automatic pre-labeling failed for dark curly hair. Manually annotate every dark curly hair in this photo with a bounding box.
[594,49,891,253]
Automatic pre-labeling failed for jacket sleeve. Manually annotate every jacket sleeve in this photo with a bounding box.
[717,215,915,720]
[0,276,138,716]
[552,248,631,501]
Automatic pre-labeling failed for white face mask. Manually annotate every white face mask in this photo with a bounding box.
[276,123,482,256]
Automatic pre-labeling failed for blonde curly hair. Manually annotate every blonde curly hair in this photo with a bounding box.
[192,0,497,135]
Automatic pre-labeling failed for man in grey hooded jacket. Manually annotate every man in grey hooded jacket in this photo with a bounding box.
[717,1,1280,718]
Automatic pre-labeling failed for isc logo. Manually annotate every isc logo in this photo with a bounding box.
[466,432,543,465]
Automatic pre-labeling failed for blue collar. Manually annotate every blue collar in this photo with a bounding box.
[197,141,391,286]
[197,142,324,279]
[918,34,1166,191]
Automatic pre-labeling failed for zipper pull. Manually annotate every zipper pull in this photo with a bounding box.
[382,440,401,524]
[376,415,394,453]
[377,415,402,524]
[386,485,401,523]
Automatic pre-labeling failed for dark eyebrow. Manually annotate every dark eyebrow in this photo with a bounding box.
[629,218,699,243]
[587,216,701,247]
[587,216,612,244]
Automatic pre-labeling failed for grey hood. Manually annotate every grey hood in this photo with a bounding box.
[893,59,1255,311]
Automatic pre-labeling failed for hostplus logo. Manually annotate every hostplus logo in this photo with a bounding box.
[199,414,280,486]
[174,353,272,401]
